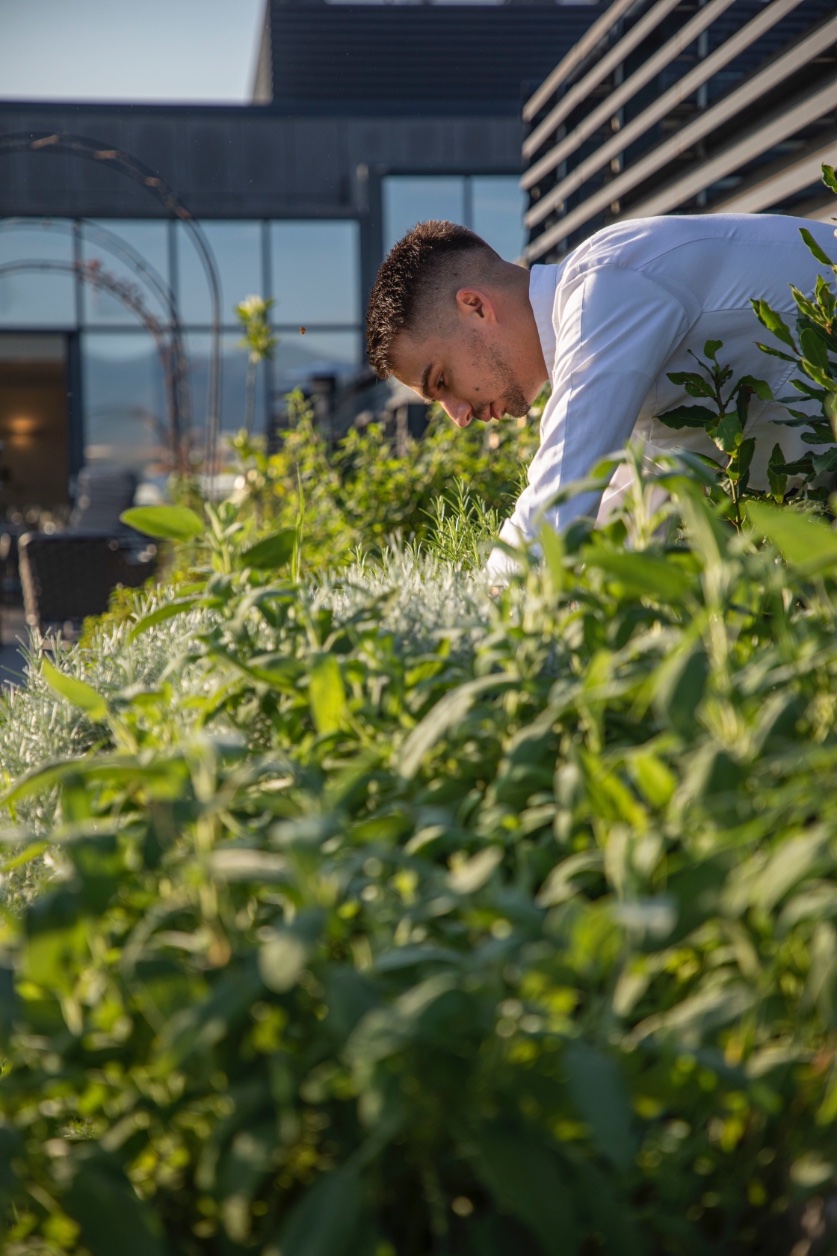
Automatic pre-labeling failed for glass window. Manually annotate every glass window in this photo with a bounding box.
[383,177,465,252]
[81,332,170,475]
[177,221,264,326]
[0,219,76,328]
[81,219,171,328]
[0,333,70,510]
[272,329,361,400]
[186,331,268,443]
[472,176,526,262]
[270,221,359,326]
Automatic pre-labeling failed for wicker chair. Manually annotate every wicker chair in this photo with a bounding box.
[18,532,158,638]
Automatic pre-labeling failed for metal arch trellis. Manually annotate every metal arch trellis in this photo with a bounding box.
[0,216,193,468]
[0,258,189,471]
[0,130,223,474]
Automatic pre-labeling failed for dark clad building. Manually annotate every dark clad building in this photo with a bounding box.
[0,0,599,509]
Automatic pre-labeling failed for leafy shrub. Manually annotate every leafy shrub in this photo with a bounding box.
[225,392,539,574]
[657,170,837,519]
[1,467,836,1255]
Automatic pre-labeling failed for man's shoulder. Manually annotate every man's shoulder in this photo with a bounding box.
[559,213,824,277]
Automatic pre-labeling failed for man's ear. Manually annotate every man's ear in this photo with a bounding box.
[454,287,497,323]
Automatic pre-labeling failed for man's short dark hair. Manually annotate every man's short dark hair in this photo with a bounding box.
[366,220,498,379]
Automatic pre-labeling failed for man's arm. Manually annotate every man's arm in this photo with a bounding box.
[485,265,694,579]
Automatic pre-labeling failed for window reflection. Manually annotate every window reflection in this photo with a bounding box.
[383,177,465,252]
[177,221,264,325]
[272,329,360,397]
[81,219,171,327]
[382,175,524,260]
[81,332,170,475]
[186,332,268,442]
[271,221,359,325]
[0,219,76,328]
[472,176,526,261]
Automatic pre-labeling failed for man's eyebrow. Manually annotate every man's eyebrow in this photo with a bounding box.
[419,363,433,402]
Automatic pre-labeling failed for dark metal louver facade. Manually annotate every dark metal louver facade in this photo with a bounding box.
[523,0,837,262]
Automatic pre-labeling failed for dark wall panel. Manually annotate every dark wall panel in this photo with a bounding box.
[0,104,524,218]
[267,5,598,105]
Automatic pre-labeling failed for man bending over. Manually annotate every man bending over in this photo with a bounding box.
[365,215,835,579]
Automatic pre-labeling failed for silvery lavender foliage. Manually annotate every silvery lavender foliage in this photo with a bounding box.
[0,590,217,909]
[311,547,494,657]
[0,556,497,906]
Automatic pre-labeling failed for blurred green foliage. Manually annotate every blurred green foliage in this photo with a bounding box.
[0,463,836,1255]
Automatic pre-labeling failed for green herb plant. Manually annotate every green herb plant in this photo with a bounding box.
[1,470,836,1256]
[750,167,837,492]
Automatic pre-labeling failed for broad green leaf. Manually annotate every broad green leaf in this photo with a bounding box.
[276,1166,364,1256]
[800,227,834,268]
[472,1125,580,1255]
[745,830,829,914]
[121,504,203,541]
[399,674,518,779]
[756,341,797,364]
[0,966,17,1048]
[218,1123,275,1243]
[652,642,708,738]
[800,326,830,370]
[1,752,190,809]
[162,961,263,1064]
[209,644,304,691]
[751,300,796,349]
[346,973,459,1067]
[1,839,48,873]
[208,848,288,883]
[64,1155,166,1256]
[538,521,564,594]
[739,374,774,402]
[825,390,837,440]
[630,982,755,1047]
[309,653,348,734]
[259,930,308,992]
[565,1042,636,1173]
[536,851,603,907]
[448,845,503,894]
[585,550,694,602]
[127,597,198,642]
[656,403,716,430]
[572,1159,647,1256]
[612,897,677,938]
[714,409,741,454]
[822,163,837,194]
[703,338,723,361]
[746,501,837,576]
[0,1125,22,1210]
[239,527,296,570]
[628,751,676,809]
[23,886,89,993]
[667,371,714,399]
[41,658,107,721]
[767,443,788,502]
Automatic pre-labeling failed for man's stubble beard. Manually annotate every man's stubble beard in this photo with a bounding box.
[484,343,530,419]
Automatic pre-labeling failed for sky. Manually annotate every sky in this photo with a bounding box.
[0,0,266,103]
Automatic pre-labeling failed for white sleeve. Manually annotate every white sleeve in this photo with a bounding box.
[485,265,694,578]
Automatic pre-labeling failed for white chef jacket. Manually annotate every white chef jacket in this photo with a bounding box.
[486,213,835,579]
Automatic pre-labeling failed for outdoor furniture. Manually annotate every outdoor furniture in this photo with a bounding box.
[68,466,139,534]
[18,532,157,638]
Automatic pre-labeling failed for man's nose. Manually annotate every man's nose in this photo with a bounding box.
[445,399,472,428]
